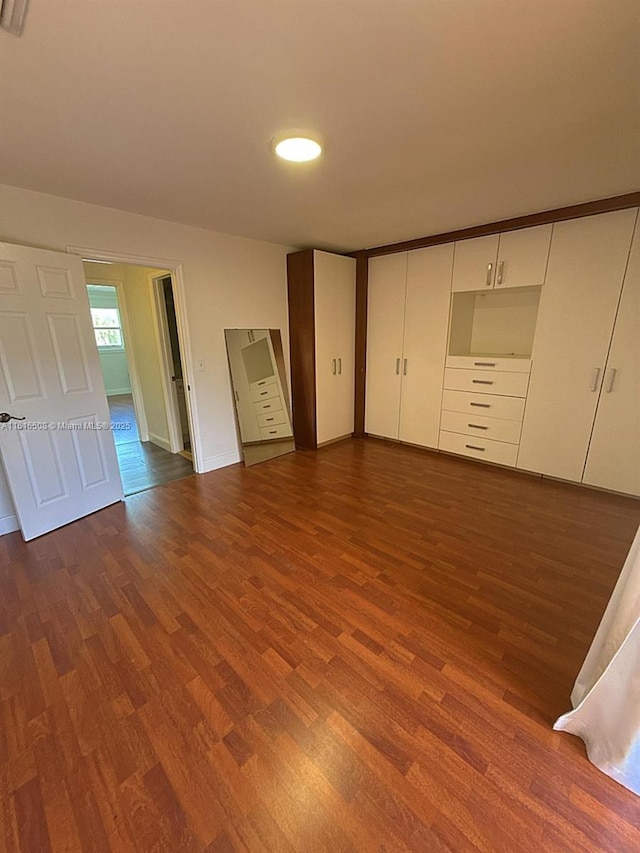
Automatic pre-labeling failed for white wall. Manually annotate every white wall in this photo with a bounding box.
[0,183,292,535]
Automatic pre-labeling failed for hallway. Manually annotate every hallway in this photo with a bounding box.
[108,394,193,495]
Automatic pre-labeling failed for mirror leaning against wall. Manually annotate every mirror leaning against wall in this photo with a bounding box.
[224,329,295,466]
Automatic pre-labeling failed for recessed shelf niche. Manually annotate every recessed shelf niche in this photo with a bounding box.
[448,286,541,358]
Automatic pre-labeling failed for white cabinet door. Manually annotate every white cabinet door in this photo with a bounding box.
[517,209,637,482]
[332,255,356,440]
[399,244,453,448]
[495,224,552,289]
[0,243,123,541]
[583,216,640,496]
[314,251,337,445]
[451,234,499,292]
[365,253,407,438]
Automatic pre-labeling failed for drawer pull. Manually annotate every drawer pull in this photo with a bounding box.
[469,402,491,408]
[473,362,496,367]
[468,423,489,430]
[260,390,269,396]
[472,380,494,385]
[465,444,485,451]
[268,430,278,435]
[266,417,275,422]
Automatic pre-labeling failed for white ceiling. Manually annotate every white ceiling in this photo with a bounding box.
[1,0,638,252]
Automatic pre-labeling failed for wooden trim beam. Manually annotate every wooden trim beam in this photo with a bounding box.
[360,192,640,258]
[287,250,318,450]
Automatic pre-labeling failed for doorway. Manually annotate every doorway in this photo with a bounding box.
[152,274,192,459]
[84,261,195,496]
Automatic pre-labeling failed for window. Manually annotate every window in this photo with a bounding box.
[91,306,124,349]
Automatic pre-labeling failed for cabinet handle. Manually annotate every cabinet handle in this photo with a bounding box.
[465,444,485,451]
[486,263,493,287]
[497,261,504,286]
[332,358,337,375]
[474,361,496,367]
[268,430,277,435]
[395,358,400,375]
[403,359,408,375]
[605,368,617,393]
[265,417,275,422]
[472,379,494,385]
[470,402,491,408]
[468,423,489,430]
[590,367,601,392]
[259,390,269,396]
[338,357,342,375]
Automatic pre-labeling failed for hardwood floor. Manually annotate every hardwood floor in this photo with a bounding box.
[108,395,140,446]
[1,439,639,852]
[108,394,194,496]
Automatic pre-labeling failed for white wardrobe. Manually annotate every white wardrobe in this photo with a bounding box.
[287,249,356,449]
[518,208,639,493]
[365,243,453,448]
[364,207,640,498]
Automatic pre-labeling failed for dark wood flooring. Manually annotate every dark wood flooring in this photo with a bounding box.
[108,394,193,496]
[1,439,639,851]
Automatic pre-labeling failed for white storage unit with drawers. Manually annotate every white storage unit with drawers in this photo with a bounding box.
[438,356,530,467]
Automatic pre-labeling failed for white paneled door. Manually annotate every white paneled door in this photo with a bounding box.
[0,242,123,540]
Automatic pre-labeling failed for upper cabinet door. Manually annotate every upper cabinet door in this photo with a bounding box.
[451,234,499,292]
[399,244,453,448]
[517,209,637,482]
[583,214,640,496]
[495,224,552,289]
[365,252,407,439]
[332,255,356,441]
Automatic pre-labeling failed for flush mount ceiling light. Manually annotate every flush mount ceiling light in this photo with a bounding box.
[273,134,323,163]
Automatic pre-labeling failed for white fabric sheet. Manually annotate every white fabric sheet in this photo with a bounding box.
[554,525,640,795]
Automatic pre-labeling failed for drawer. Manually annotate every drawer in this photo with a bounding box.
[257,410,287,428]
[446,355,531,373]
[250,382,280,403]
[441,390,526,422]
[249,374,277,393]
[439,430,518,467]
[443,368,529,397]
[440,410,522,445]
[254,398,283,415]
[260,423,293,440]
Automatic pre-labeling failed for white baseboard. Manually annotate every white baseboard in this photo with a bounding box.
[148,432,172,452]
[201,449,241,473]
[0,515,20,536]
[106,388,133,396]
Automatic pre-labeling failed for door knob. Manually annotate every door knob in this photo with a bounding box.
[0,413,26,423]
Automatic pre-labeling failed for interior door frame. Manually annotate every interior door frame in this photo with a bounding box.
[150,273,187,454]
[66,245,203,473]
[86,276,149,443]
